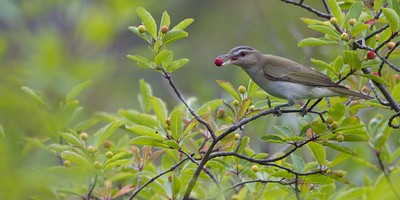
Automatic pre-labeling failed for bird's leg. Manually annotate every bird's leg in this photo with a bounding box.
[266,96,272,109]
[300,100,312,116]
[273,99,294,116]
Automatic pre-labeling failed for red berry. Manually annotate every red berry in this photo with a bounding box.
[367,51,376,60]
[214,57,224,66]
[161,26,169,34]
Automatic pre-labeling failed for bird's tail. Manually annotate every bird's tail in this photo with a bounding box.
[329,87,373,100]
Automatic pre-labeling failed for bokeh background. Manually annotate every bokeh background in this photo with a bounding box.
[1,0,398,199]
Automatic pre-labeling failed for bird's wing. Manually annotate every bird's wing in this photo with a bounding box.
[262,55,338,87]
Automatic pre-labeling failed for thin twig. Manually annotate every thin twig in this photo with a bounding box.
[234,126,245,153]
[128,158,189,199]
[180,150,219,185]
[281,0,331,19]
[87,175,98,200]
[226,179,296,192]
[161,69,217,140]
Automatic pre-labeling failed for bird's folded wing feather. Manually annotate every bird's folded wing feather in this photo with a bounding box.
[262,55,339,87]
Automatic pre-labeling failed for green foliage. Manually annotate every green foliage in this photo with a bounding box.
[2,2,400,200]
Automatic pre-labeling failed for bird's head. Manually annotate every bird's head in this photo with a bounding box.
[218,46,261,67]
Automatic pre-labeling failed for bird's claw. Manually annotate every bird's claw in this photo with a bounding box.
[300,106,308,117]
[273,107,282,116]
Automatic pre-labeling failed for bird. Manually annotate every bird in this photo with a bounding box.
[216,46,372,115]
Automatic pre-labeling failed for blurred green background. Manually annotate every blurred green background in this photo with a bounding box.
[1,0,398,199]
[0,0,328,138]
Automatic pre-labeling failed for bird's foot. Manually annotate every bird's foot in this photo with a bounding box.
[300,106,308,117]
[273,107,282,116]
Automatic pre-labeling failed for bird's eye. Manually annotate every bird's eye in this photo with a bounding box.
[239,51,246,56]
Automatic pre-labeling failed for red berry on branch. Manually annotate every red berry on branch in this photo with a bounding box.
[161,26,169,34]
[214,57,224,66]
[367,51,376,60]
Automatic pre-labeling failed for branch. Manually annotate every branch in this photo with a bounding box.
[281,0,331,19]
[128,157,189,199]
[225,179,296,192]
[208,135,316,165]
[161,69,217,140]
[180,150,219,185]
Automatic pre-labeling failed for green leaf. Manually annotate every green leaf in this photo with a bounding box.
[118,109,159,128]
[170,109,182,140]
[298,37,337,47]
[324,143,355,156]
[351,22,369,36]
[345,1,363,26]
[74,119,100,132]
[61,151,90,168]
[382,8,400,32]
[374,0,385,11]
[21,86,51,109]
[105,151,132,166]
[162,29,188,45]
[335,187,372,200]
[196,99,223,115]
[155,50,173,67]
[328,103,346,121]
[182,118,199,136]
[66,80,91,103]
[216,80,241,100]
[308,25,338,37]
[310,58,335,74]
[332,55,344,74]
[159,11,170,31]
[291,154,305,171]
[328,152,352,168]
[126,125,165,141]
[274,125,294,137]
[149,96,168,126]
[391,82,400,102]
[328,0,343,25]
[371,172,400,200]
[247,79,259,98]
[238,98,252,119]
[136,7,157,39]
[60,132,82,146]
[260,134,285,143]
[104,159,130,171]
[388,0,400,17]
[307,142,326,165]
[344,50,361,70]
[164,140,180,149]
[165,58,189,73]
[128,26,148,41]
[138,79,153,113]
[311,121,328,134]
[172,174,181,196]
[127,55,153,69]
[130,136,169,148]
[0,126,6,143]
[301,18,324,25]
[172,18,194,30]
[235,136,249,155]
[95,120,123,147]
[359,74,389,86]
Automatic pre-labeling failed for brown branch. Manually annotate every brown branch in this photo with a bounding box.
[161,69,217,140]
[281,0,332,19]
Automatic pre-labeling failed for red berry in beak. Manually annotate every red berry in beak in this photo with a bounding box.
[214,57,224,67]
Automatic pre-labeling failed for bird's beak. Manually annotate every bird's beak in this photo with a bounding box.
[218,54,233,66]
